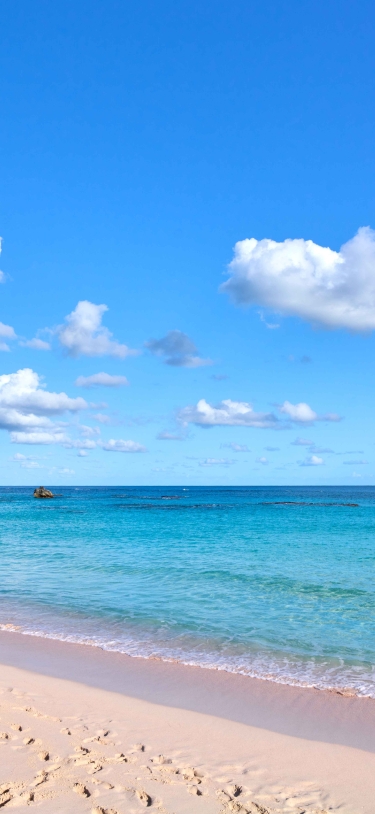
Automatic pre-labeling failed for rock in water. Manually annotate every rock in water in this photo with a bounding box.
[33,486,54,498]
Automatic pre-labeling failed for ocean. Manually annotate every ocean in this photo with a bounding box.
[0,485,374,697]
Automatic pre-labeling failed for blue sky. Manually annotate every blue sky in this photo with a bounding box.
[1,0,375,485]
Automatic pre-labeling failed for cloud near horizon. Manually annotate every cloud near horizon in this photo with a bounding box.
[99,438,147,452]
[145,330,212,368]
[299,454,324,466]
[222,227,375,332]
[177,398,340,428]
[178,399,278,428]
[58,301,137,359]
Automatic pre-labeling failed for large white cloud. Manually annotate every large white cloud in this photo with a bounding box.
[75,372,129,388]
[178,399,278,428]
[0,368,87,438]
[222,227,375,331]
[58,301,137,358]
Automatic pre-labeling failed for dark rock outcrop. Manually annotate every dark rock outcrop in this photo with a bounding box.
[34,486,54,498]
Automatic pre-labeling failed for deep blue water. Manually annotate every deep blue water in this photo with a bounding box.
[0,485,374,696]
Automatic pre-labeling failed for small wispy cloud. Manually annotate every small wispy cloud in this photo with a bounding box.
[299,454,324,466]
[343,459,368,465]
[145,330,212,368]
[157,431,186,440]
[75,373,129,388]
[99,439,147,453]
[19,337,51,351]
[199,458,236,467]
[258,311,280,330]
[221,442,250,452]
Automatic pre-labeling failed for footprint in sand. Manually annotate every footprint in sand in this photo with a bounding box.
[38,750,49,761]
[0,731,9,740]
[0,791,12,807]
[73,782,91,798]
[10,723,22,731]
[31,770,48,787]
[188,785,203,796]
[92,809,119,814]
[19,790,34,803]
[23,736,34,745]
[136,789,152,806]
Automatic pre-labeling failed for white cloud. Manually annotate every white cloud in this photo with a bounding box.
[258,311,280,330]
[10,431,69,445]
[62,439,97,450]
[79,424,101,437]
[222,442,250,451]
[0,322,16,339]
[75,372,129,388]
[20,338,51,351]
[222,227,375,331]
[58,468,75,475]
[145,330,212,368]
[93,413,111,424]
[178,399,278,428]
[299,454,324,466]
[0,322,17,351]
[9,452,42,468]
[279,401,341,424]
[58,301,137,358]
[291,437,315,446]
[199,458,236,467]
[77,450,89,457]
[157,431,185,440]
[343,459,368,465]
[256,456,268,464]
[99,439,147,453]
[0,369,87,439]
[265,446,279,451]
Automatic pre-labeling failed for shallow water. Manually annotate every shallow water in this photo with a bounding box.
[0,485,374,696]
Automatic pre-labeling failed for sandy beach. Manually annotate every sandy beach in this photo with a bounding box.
[0,631,374,813]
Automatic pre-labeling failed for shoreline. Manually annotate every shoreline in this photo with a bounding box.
[1,619,374,701]
[0,631,374,812]
[0,629,374,754]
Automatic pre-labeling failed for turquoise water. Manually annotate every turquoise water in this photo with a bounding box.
[0,486,374,696]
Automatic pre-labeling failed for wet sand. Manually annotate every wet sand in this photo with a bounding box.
[0,630,374,813]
